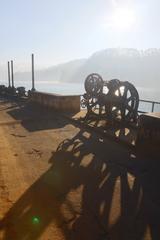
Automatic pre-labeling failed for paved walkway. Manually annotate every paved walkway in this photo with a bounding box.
[0,99,159,240]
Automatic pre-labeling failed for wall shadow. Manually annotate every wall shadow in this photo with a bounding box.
[7,103,70,132]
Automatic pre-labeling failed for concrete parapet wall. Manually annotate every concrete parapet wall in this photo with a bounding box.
[29,91,80,113]
[136,112,160,155]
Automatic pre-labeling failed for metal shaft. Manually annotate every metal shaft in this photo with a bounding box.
[11,60,14,87]
[7,61,11,87]
[31,53,35,91]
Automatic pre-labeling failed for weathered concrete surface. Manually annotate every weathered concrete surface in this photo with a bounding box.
[136,112,160,155]
[29,91,80,113]
[137,112,160,141]
[0,99,159,240]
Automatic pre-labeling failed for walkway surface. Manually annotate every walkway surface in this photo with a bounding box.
[0,98,159,240]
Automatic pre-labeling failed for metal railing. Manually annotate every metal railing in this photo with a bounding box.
[138,99,160,113]
[80,95,160,114]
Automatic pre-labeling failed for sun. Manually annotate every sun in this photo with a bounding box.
[109,7,136,31]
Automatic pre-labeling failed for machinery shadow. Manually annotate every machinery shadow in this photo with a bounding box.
[79,116,137,147]
[0,128,160,240]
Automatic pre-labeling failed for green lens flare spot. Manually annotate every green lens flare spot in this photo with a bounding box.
[32,216,40,225]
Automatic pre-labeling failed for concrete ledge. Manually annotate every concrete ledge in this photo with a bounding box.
[136,112,160,154]
[29,91,80,113]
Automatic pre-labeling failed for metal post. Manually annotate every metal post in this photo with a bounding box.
[7,61,11,87]
[11,60,14,88]
[151,102,155,112]
[31,53,35,91]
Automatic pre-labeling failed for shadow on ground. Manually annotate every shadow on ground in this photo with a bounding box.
[0,124,160,240]
[78,116,137,147]
[7,102,72,132]
[7,100,137,148]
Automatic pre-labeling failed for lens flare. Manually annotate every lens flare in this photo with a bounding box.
[32,216,40,225]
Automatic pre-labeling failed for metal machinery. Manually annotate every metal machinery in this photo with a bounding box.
[16,87,26,97]
[0,85,7,95]
[0,85,26,98]
[81,73,139,124]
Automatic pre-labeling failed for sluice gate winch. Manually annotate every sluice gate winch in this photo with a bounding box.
[81,73,139,124]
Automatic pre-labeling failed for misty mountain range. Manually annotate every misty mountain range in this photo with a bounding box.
[4,48,160,88]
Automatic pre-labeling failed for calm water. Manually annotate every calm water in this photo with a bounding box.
[1,80,160,112]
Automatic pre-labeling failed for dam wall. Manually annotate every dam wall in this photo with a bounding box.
[29,91,80,113]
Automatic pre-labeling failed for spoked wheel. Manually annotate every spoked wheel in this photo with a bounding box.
[105,81,139,123]
[85,96,105,117]
[85,73,103,97]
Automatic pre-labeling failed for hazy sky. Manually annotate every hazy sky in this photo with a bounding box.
[0,0,160,69]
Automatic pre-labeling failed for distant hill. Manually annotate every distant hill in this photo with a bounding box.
[14,58,86,83]
[2,48,160,88]
[71,48,160,87]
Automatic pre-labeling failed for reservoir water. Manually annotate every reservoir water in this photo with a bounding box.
[1,79,160,112]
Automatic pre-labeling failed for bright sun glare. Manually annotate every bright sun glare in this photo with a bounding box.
[108,7,136,30]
